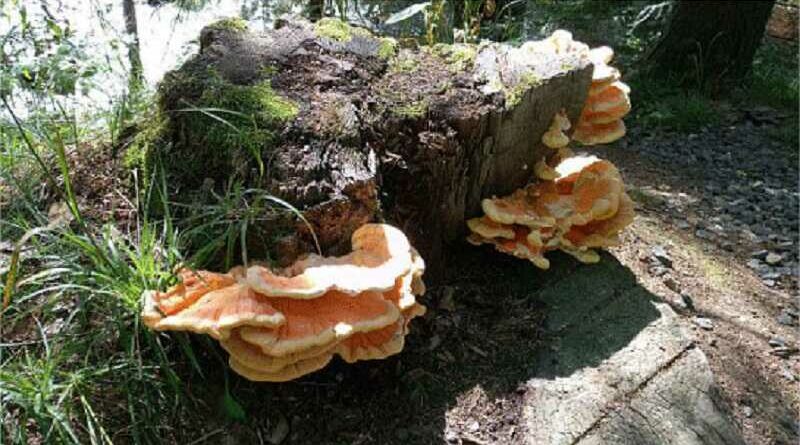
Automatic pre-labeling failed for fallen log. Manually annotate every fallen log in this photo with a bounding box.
[145,17,594,279]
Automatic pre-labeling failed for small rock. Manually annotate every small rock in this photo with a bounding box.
[760,271,781,280]
[750,249,768,259]
[468,421,480,433]
[765,252,783,265]
[763,279,776,287]
[780,368,797,382]
[663,277,681,293]
[649,266,669,277]
[777,310,797,326]
[676,220,691,230]
[768,337,786,348]
[741,406,754,418]
[693,317,714,330]
[746,259,762,269]
[678,293,695,310]
[651,245,673,268]
[695,229,712,240]
[770,347,799,358]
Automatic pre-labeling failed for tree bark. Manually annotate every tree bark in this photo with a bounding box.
[646,0,775,94]
[153,19,592,279]
[122,0,144,95]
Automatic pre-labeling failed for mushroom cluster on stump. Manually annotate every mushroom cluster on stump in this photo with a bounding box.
[467,155,634,269]
[573,46,631,145]
[141,224,426,382]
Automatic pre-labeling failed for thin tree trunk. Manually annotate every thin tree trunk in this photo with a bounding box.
[646,0,775,94]
[123,0,144,95]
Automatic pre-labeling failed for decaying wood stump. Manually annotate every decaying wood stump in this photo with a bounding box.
[152,17,592,278]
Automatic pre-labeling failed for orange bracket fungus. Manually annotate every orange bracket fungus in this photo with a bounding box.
[573,46,631,145]
[541,110,571,150]
[467,155,634,269]
[142,223,426,382]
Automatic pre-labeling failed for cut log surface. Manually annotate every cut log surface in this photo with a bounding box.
[156,19,592,275]
[522,258,746,445]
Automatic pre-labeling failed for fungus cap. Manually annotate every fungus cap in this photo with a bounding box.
[562,192,635,249]
[573,119,626,145]
[247,224,413,298]
[541,111,572,149]
[467,216,515,239]
[336,320,405,363]
[469,227,552,269]
[481,189,557,228]
[588,46,614,65]
[148,268,238,317]
[220,330,338,374]
[229,352,333,382]
[237,290,400,356]
[535,158,559,181]
[144,283,285,339]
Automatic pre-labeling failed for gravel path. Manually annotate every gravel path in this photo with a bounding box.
[594,108,799,291]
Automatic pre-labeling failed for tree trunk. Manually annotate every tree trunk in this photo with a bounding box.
[305,0,324,22]
[122,0,144,95]
[151,19,592,280]
[646,0,775,93]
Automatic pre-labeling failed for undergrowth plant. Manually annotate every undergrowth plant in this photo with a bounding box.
[0,100,195,443]
[1,92,321,445]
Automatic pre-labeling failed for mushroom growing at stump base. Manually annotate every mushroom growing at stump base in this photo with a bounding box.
[141,223,426,382]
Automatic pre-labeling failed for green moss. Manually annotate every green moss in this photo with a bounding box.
[123,112,166,172]
[260,65,278,77]
[377,37,398,60]
[393,100,428,119]
[314,17,355,42]
[153,67,298,188]
[388,55,420,74]
[505,72,542,109]
[314,18,393,60]
[429,43,477,72]
[206,17,248,32]
[187,77,296,172]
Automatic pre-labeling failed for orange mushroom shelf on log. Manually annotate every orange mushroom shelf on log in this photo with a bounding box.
[141,223,426,382]
[467,155,634,268]
[573,46,631,145]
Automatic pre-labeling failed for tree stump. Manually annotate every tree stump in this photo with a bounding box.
[151,18,592,279]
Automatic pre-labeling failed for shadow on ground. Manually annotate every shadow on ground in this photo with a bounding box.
[179,244,670,444]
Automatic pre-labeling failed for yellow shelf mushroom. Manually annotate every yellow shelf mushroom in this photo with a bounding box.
[573,46,631,146]
[141,223,427,382]
[466,155,634,269]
